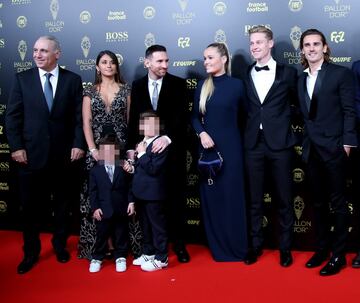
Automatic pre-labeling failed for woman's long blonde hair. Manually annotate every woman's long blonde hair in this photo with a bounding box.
[199,43,231,114]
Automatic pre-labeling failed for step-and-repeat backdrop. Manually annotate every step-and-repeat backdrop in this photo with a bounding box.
[0,0,359,249]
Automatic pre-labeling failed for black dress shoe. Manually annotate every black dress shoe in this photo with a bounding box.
[280,250,293,267]
[305,250,329,268]
[244,247,263,265]
[55,249,70,263]
[174,247,190,263]
[352,252,360,268]
[17,256,39,274]
[244,251,258,265]
[320,256,346,276]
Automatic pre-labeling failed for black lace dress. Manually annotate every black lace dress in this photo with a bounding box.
[78,84,142,259]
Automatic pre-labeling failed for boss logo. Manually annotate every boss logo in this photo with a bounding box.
[177,37,190,48]
[105,32,128,41]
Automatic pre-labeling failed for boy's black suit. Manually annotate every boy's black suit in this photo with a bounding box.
[89,164,133,260]
[132,137,169,261]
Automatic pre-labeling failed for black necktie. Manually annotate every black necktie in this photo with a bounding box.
[255,65,270,72]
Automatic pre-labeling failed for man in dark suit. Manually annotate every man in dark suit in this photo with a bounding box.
[242,26,296,267]
[298,29,357,276]
[128,45,189,263]
[5,36,85,274]
[89,134,134,273]
[351,60,360,268]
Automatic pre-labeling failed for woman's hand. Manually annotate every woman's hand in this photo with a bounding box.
[199,132,215,149]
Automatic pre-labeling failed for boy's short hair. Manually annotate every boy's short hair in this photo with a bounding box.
[139,110,159,120]
[99,133,119,146]
[139,110,164,134]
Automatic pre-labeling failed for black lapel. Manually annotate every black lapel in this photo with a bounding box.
[309,62,328,119]
[112,166,120,185]
[101,165,113,185]
[262,63,283,104]
[157,73,169,111]
[51,67,64,115]
[247,63,261,104]
[301,73,311,115]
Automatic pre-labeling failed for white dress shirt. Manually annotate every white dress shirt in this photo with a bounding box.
[251,57,277,129]
[148,77,163,101]
[137,136,157,159]
[38,65,59,97]
[304,66,321,99]
[251,57,276,104]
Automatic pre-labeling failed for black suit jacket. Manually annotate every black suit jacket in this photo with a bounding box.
[5,67,85,170]
[242,62,298,150]
[128,73,187,166]
[89,165,132,219]
[132,138,168,201]
[352,60,360,121]
[298,62,357,162]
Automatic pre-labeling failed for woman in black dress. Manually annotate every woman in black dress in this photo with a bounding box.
[78,50,141,259]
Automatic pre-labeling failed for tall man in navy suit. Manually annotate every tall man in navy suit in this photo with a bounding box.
[298,29,357,276]
[242,26,297,267]
[351,60,360,268]
[128,45,189,262]
[5,36,85,274]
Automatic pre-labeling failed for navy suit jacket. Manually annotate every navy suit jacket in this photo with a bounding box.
[298,62,357,162]
[132,137,168,201]
[5,66,85,169]
[242,62,298,150]
[89,164,132,219]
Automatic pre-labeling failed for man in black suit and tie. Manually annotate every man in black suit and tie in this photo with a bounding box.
[128,45,189,263]
[5,36,85,274]
[298,29,357,276]
[242,25,297,267]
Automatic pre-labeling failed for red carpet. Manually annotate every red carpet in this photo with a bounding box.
[1,230,359,303]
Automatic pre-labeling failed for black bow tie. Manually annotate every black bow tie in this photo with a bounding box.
[255,65,270,72]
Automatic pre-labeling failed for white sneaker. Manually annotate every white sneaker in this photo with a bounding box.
[132,254,155,266]
[141,258,168,272]
[89,259,102,273]
[115,257,127,272]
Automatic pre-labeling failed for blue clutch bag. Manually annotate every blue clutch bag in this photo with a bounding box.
[197,148,223,185]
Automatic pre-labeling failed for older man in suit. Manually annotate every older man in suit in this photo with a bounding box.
[5,35,85,274]
[298,29,357,276]
[128,45,189,263]
[242,25,297,267]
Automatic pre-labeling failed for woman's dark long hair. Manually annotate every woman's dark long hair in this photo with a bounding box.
[94,50,125,85]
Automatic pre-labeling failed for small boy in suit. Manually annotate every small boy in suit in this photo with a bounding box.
[88,134,135,273]
[125,111,169,272]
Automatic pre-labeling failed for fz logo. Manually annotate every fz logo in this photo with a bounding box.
[177,37,190,48]
[330,31,345,43]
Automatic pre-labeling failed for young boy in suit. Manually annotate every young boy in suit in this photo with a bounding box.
[126,111,169,272]
[88,134,135,273]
